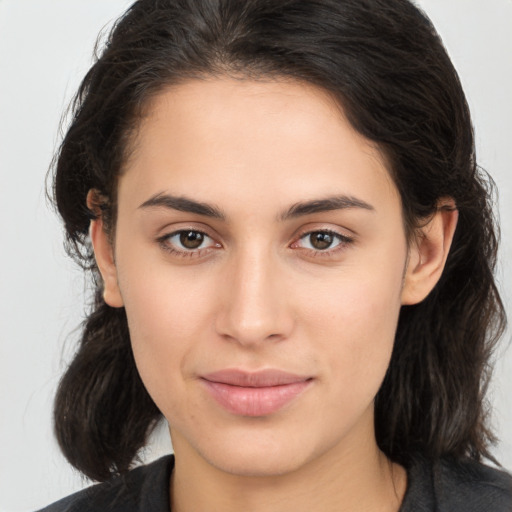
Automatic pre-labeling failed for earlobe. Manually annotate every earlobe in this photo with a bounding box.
[401,199,458,305]
[87,190,124,308]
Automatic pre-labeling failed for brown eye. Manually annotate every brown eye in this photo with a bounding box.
[294,230,351,253]
[309,232,335,250]
[159,229,219,257]
[179,231,205,249]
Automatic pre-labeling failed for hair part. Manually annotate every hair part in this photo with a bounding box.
[50,0,506,481]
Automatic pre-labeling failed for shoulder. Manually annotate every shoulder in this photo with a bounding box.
[402,454,512,512]
[35,455,174,512]
[434,456,512,511]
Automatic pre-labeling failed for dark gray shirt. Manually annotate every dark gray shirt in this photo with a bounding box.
[37,454,512,511]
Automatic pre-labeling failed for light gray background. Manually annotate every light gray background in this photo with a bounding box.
[1,1,511,510]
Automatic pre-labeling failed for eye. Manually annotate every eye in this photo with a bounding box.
[176,230,207,249]
[158,229,219,255]
[294,230,352,252]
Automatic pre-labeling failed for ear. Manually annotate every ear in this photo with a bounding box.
[401,199,458,305]
[87,190,124,308]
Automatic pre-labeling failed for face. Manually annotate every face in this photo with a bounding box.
[98,77,413,476]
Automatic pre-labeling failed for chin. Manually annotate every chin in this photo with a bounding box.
[202,443,310,478]
[178,419,328,478]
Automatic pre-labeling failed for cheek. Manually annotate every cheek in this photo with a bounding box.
[301,254,404,336]
[117,245,216,337]
[116,259,218,406]
[300,263,404,403]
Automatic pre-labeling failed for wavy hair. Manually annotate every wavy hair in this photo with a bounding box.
[50,0,506,481]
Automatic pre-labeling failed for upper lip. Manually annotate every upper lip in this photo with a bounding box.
[201,369,311,387]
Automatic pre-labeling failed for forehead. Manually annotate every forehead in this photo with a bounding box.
[119,77,400,218]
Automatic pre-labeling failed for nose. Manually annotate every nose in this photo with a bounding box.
[214,248,294,347]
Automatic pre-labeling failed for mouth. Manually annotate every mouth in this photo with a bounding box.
[200,369,313,417]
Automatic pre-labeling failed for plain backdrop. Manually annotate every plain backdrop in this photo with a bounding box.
[1,1,511,510]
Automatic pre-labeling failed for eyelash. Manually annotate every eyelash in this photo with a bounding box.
[292,229,354,258]
[156,228,354,259]
[157,229,218,259]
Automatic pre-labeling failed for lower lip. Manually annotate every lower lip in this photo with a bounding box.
[202,379,312,417]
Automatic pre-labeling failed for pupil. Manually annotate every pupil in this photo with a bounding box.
[311,232,333,250]
[180,231,204,249]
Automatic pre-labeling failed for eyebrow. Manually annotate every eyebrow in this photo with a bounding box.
[280,195,375,221]
[138,192,374,221]
[139,193,226,219]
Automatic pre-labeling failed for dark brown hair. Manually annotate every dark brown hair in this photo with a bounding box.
[51,0,506,481]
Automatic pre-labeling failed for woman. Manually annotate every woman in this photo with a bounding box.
[38,0,511,510]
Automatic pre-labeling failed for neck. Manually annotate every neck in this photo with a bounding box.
[169,417,407,512]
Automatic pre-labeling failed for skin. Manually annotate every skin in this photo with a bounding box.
[90,77,458,512]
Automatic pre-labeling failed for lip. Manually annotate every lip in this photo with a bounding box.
[200,369,313,417]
